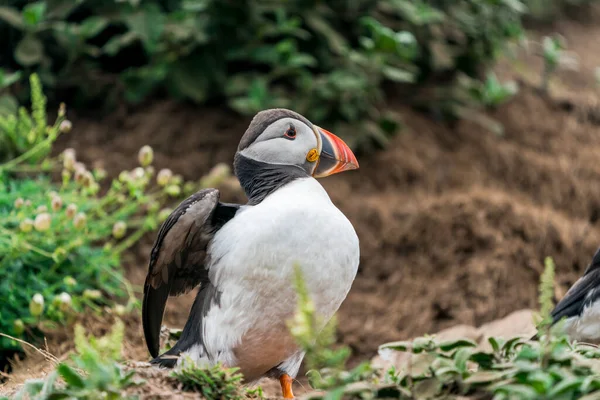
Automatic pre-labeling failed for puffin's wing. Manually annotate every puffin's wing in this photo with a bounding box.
[551,247,600,323]
[142,188,239,358]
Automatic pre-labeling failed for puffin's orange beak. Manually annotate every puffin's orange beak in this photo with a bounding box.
[313,126,359,178]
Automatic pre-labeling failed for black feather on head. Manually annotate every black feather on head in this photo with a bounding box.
[237,108,313,151]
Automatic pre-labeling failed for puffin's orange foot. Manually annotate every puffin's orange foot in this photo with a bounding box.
[279,373,294,399]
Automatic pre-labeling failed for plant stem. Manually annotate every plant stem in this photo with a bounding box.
[0,128,61,173]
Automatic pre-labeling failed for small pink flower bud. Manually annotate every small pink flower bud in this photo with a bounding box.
[93,167,107,181]
[73,212,87,229]
[55,292,72,311]
[165,184,181,197]
[112,221,127,239]
[29,293,44,316]
[130,167,145,181]
[63,276,77,288]
[138,145,154,167]
[83,289,101,300]
[34,213,51,231]
[62,149,76,170]
[20,218,33,232]
[59,120,72,133]
[66,204,77,218]
[51,196,63,211]
[114,304,126,316]
[13,319,25,335]
[157,169,172,186]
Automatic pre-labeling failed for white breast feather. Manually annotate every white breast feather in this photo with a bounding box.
[183,177,359,371]
[564,297,600,342]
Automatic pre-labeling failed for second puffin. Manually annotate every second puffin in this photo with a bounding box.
[142,109,360,398]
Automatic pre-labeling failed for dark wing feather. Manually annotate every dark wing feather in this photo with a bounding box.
[142,188,239,358]
[551,246,600,323]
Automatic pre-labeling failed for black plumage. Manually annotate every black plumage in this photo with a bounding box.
[551,247,600,324]
[142,189,239,359]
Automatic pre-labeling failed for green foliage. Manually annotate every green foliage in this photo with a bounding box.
[541,34,566,93]
[468,72,519,109]
[13,320,141,400]
[537,256,556,331]
[172,359,250,400]
[533,33,579,94]
[0,0,527,150]
[0,74,52,164]
[289,265,376,392]
[524,0,598,21]
[345,334,600,400]
[0,75,192,365]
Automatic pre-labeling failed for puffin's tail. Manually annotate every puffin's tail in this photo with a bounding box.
[150,350,179,368]
[148,285,215,368]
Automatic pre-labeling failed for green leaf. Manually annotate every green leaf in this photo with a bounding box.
[453,347,473,373]
[492,383,539,398]
[527,370,554,394]
[410,353,438,377]
[412,377,442,398]
[489,337,501,353]
[14,35,44,66]
[169,328,183,340]
[502,0,527,13]
[0,6,24,30]
[502,337,525,355]
[320,387,347,400]
[464,370,507,385]
[547,377,585,397]
[45,0,78,19]
[0,70,22,89]
[182,0,209,12]
[126,3,165,54]
[79,17,109,38]
[433,366,461,382]
[102,31,138,56]
[304,13,347,55]
[438,339,477,352]
[0,95,19,117]
[167,58,209,103]
[57,364,85,388]
[379,340,411,352]
[579,391,600,400]
[22,2,46,27]
[382,66,414,83]
[40,371,58,397]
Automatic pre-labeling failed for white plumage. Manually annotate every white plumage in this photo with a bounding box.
[182,177,360,380]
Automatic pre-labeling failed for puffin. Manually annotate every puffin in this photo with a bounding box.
[549,246,600,342]
[142,108,360,398]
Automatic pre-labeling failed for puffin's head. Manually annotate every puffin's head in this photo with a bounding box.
[236,108,358,178]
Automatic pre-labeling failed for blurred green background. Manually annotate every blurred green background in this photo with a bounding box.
[0,0,530,150]
[2,0,600,392]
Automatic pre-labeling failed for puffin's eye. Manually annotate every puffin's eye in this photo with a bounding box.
[284,127,296,140]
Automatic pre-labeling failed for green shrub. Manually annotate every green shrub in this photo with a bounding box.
[0,0,526,149]
[172,360,248,400]
[12,320,141,400]
[0,74,189,367]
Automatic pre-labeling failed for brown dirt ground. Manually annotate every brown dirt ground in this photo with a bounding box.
[5,5,600,398]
